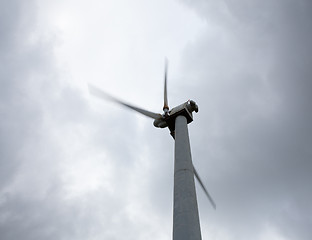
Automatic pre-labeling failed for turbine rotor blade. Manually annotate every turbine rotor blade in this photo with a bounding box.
[193,166,216,210]
[88,84,162,120]
[163,59,169,112]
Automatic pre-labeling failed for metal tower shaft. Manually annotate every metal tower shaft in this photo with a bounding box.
[173,115,202,240]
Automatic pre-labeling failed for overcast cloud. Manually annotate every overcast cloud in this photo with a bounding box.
[1,0,311,240]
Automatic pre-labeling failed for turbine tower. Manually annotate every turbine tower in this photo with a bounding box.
[89,61,215,240]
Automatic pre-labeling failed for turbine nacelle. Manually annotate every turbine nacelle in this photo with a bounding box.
[153,100,199,130]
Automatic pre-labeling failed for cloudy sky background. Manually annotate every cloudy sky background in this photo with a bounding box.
[1,0,311,239]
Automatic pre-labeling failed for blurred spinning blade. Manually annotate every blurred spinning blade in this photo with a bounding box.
[88,84,162,120]
[193,167,216,209]
[163,59,169,112]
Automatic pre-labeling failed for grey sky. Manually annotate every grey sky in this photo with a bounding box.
[1,0,311,239]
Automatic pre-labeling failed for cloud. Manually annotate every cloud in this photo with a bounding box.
[1,1,170,239]
[0,1,115,239]
[177,0,312,239]
[1,0,311,240]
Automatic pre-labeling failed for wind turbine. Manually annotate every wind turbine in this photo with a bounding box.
[88,61,216,240]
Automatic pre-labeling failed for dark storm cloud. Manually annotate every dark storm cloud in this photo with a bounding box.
[178,0,312,239]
